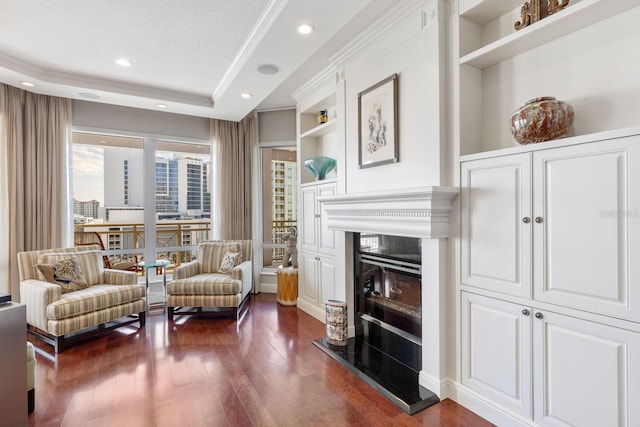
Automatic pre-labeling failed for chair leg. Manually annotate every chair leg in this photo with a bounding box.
[139,311,146,327]
[167,306,174,321]
[54,335,65,354]
[28,389,34,413]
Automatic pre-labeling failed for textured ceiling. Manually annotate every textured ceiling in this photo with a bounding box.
[0,0,387,120]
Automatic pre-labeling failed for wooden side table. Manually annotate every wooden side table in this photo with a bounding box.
[276,266,298,306]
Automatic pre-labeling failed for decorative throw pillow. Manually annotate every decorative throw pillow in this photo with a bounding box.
[36,257,89,293]
[218,251,242,274]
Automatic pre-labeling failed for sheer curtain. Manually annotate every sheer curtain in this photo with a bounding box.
[0,84,72,300]
[211,112,257,240]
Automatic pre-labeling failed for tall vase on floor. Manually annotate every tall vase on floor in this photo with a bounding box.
[325,300,347,346]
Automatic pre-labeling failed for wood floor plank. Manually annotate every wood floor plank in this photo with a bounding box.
[28,293,493,427]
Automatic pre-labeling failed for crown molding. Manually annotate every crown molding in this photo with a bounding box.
[212,0,290,101]
[290,63,336,102]
[328,0,427,67]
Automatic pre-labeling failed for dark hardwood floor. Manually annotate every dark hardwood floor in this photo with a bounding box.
[28,293,493,427]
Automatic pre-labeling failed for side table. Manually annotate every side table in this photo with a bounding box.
[276,265,298,306]
[138,259,171,313]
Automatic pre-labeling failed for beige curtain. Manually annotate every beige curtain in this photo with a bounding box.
[0,84,72,300]
[211,112,256,240]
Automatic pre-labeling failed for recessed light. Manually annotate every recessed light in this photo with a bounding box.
[115,58,131,67]
[297,24,314,34]
[257,64,280,75]
[241,93,252,99]
[21,81,35,87]
[78,91,101,99]
[157,103,168,108]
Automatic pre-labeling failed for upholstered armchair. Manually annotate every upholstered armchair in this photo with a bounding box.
[18,245,146,353]
[167,240,252,321]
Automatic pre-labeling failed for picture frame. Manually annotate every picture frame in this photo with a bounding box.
[358,73,398,169]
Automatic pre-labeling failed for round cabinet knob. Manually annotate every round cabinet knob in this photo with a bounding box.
[535,312,544,319]
[523,217,531,224]
[522,309,530,316]
[535,217,544,224]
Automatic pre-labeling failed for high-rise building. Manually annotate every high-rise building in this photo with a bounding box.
[104,147,211,219]
[73,199,100,220]
[271,159,297,260]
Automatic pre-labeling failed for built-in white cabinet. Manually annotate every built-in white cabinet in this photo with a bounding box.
[293,71,344,322]
[462,135,640,322]
[461,292,532,418]
[299,251,337,309]
[298,180,338,320]
[462,292,640,426]
[460,132,640,426]
[453,1,640,425]
[300,181,336,255]
[461,153,532,298]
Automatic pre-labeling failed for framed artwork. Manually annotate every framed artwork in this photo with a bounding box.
[358,73,398,169]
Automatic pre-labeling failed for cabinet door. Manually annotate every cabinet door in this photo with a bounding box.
[319,256,337,306]
[299,252,319,306]
[317,182,336,255]
[533,138,640,321]
[461,154,532,298]
[300,186,318,253]
[533,310,640,427]
[461,292,532,418]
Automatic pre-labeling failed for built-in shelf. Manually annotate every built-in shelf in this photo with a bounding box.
[460,0,640,69]
[459,0,522,25]
[300,118,337,139]
[459,127,640,162]
[300,177,336,188]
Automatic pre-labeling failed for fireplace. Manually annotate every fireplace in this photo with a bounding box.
[357,234,422,341]
[310,187,458,414]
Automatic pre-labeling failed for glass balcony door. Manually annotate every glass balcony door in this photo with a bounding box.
[72,131,211,274]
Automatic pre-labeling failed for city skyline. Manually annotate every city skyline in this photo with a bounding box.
[73,144,210,209]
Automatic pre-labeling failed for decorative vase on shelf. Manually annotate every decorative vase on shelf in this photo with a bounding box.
[509,96,574,145]
[304,156,336,181]
[317,110,328,124]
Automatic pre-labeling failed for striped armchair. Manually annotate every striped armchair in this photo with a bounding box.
[167,240,252,321]
[18,245,146,353]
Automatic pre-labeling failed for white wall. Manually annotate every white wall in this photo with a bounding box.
[342,2,449,194]
[258,109,296,142]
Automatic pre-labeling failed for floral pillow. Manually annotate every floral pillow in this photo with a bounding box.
[36,257,89,293]
[218,251,242,274]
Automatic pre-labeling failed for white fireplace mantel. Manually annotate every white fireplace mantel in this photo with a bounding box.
[318,186,459,239]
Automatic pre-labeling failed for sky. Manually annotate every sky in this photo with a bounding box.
[72,145,104,204]
[72,145,212,206]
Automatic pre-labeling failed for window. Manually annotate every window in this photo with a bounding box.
[261,147,297,268]
[72,132,211,272]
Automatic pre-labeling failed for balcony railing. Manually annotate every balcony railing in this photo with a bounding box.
[74,220,211,273]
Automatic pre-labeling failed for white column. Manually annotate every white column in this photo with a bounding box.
[419,237,449,397]
[143,137,157,267]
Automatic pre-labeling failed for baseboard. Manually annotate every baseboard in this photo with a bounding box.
[260,283,277,294]
[446,381,536,427]
[296,298,325,323]
[418,371,443,398]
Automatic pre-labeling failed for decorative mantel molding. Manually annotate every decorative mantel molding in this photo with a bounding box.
[318,186,459,239]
